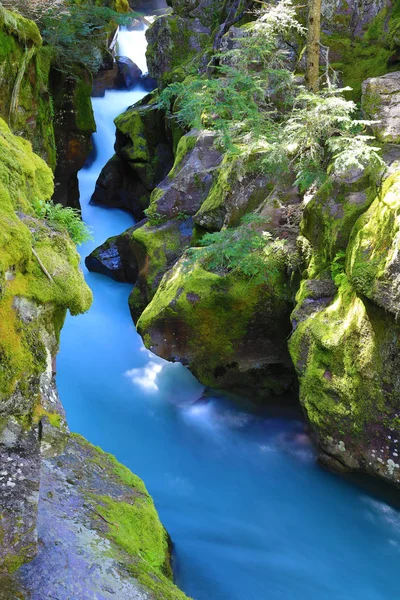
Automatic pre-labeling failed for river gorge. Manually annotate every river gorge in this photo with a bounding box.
[55,25,400,600]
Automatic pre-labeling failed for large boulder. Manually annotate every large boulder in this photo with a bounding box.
[91,94,174,216]
[116,55,143,89]
[289,274,400,483]
[145,14,211,86]
[146,130,223,221]
[194,151,275,231]
[136,244,297,398]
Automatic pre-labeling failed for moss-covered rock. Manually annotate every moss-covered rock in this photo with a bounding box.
[194,150,274,232]
[320,2,400,101]
[137,246,296,398]
[347,168,400,316]
[92,94,174,216]
[289,274,400,483]
[301,168,376,275]
[11,434,190,599]
[145,13,211,87]
[146,129,222,221]
[0,116,91,573]
[0,7,56,169]
[126,217,195,321]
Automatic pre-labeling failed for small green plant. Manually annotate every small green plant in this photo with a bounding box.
[186,214,278,284]
[331,250,346,283]
[32,199,93,245]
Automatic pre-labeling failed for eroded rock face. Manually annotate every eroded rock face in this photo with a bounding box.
[147,130,223,220]
[0,117,91,574]
[362,71,400,143]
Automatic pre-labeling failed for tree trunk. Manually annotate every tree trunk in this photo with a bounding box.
[306,0,322,92]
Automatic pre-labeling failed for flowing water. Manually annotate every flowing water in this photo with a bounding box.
[57,26,400,600]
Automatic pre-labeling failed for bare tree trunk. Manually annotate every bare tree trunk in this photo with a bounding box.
[306,0,322,92]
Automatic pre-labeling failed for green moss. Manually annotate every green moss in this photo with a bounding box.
[74,77,96,132]
[125,219,193,320]
[289,274,400,443]
[167,132,197,179]
[0,117,92,401]
[321,5,400,101]
[72,434,190,599]
[347,171,400,303]
[194,151,272,230]
[137,245,290,387]
[301,174,375,276]
[0,7,42,47]
[0,8,56,169]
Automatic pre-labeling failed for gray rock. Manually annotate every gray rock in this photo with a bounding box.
[362,71,400,143]
[151,130,223,220]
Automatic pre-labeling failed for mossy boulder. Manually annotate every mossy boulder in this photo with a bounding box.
[301,168,375,274]
[194,151,274,232]
[137,247,296,398]
[347,168,400,315]
[92,94,174,216]
[146,130,222,221]
[125,218,195,321]
[0,8,56,169]
[12,434,189,599]
[145,13,211,87]
[362,71,400,143]
[289,275,400,484]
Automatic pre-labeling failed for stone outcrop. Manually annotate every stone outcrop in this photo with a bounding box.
[0,115,92,573]
[8,435,189,599]
[51,68,96,209]
[288,76,400,485]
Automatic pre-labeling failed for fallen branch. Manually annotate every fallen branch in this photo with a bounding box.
[90,507,119,528]
[32,247,54,282]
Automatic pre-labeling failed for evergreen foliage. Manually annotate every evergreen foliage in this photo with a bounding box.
[160,0,384,192]
[186,215,288,285]
[0,0,132,74]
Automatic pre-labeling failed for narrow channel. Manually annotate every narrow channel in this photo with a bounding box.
[57,26,400,600]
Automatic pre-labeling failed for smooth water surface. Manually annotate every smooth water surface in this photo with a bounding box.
[58,27,400,600]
